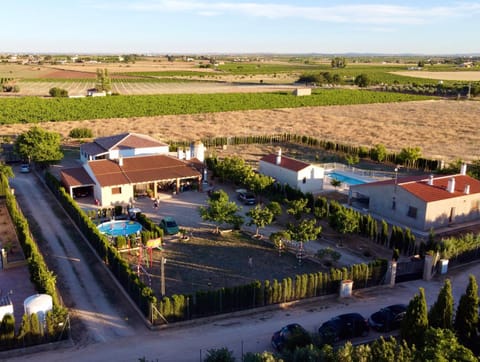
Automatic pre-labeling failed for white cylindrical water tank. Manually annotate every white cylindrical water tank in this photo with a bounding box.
[24,294,53,324]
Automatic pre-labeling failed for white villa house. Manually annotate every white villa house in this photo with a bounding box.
[259,149,324,194]
[349,164,480,232]
[61,133,203,207]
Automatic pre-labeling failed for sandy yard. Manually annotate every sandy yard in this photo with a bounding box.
[1,99,479,163]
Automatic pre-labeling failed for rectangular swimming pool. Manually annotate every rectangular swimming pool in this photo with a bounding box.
[327,171,368,186]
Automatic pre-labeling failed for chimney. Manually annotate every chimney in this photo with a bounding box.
[185,148,191,160]
[177,148,184,160]
[276,148,282,165]
[447,177,456,193]
[460,163,467,175]
[427,175,434,186]
[464,184,471,195]
[118,157,123,167]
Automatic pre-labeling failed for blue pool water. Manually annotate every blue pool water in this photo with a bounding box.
[327,172,367,186]
[97,220,142,237]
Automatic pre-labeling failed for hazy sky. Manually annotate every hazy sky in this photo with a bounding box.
[3,0,479,54]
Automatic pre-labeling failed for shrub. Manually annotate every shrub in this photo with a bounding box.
[49,87,69,97]
[69,127,93,138]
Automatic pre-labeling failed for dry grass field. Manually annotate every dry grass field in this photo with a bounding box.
[1,99,478,163]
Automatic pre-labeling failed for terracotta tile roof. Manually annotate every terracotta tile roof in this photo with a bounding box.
[88,155,201,187]
[60,167,96,187]
[88,159,129,187]
[112,133,168,150]
[353,173,480,203]
[80,133,168,157]
[260,154,310,172]
[401,174,480,202]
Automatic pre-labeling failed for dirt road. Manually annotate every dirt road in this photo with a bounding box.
[10,170,143,347]
[6,254,479,361]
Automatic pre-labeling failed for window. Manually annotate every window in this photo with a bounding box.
[111,187,122,195]
[407,206,417,219]
[392,197,396,210]
[302,177,307,184]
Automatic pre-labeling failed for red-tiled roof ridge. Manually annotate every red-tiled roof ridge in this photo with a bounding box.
[260,153,310,172]
[353,172,480,202]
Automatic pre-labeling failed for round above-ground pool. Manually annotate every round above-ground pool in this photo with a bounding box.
[97,220,142,237]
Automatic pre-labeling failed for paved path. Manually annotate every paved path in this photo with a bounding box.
[10,168,142,347]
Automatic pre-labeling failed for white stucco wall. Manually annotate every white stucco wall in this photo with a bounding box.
[107,146,169,160]
[259,161,324,193]
[352,183,480,231]
[425,194,480,230]
[296,166,324,193]
[99,184,134,207]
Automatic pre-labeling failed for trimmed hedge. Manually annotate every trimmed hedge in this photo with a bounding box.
[0,175,68,351]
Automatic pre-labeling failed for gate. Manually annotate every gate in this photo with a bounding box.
[395,259,425,283]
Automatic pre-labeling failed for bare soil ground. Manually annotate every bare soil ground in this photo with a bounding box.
[122,231,325,296]
[393,70,480,81]
[1,99,478,163]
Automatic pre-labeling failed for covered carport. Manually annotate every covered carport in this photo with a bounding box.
[60,167,96,200]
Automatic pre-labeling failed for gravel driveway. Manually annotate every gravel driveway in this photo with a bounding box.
[10,168,143,346]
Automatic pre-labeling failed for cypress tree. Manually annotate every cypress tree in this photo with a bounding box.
[381,220,389,246]
[294,275,301,300]
[454,275,479,351]
[428,279,453,329]
[0,314,15,347]
[29,313,42,345]
[272,279,279,304]
[18,314,32,346]
[401,288,428,347]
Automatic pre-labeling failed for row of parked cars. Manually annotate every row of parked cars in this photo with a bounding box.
[271,304,408,351]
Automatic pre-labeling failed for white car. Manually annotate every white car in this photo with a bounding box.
[20,164,31,173]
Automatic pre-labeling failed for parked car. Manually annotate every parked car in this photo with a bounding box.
[368,304,408,332]
[73,188,90,198]
[20,164,30,173]
[160,216,179,235]
[318,313,369,345]
[271,323,311,352]
[236,189,256,205]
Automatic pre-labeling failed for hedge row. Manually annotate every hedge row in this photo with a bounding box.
[171,133,441,171]
[0,175,68,351]
[155,259,387,322]
[44,172,157,317]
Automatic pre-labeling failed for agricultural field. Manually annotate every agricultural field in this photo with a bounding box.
[2,58,479,96]
[0,90,431,124]
[1,99,479,164]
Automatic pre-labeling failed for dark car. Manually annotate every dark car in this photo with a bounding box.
[271,323,311,352]
[236,189,256,205]
[318,313,369,344]
[73,187,90,198]
[368,304,408,332]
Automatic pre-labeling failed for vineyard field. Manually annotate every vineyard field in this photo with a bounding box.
[0,90,432,124]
